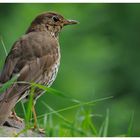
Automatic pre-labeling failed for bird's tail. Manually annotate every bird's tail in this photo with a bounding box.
[0,84,24,125]
[0,95,19,125]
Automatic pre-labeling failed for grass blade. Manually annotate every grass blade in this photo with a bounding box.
[30,82,80,103]
[88,117,98,135]
[25,86,34,126]
[98,109,109,137]
[42,101,71,124]
[21,101,27,119]
[103,109,109,137]
[0,36,8,56]
[127,111,134,137]
[0,74,20,94]
[98,121,105,137]
[36,96,113,120]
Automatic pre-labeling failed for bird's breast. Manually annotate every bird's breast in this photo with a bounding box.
[43,44,61,87]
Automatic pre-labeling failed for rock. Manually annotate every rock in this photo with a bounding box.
[0,117,45,137]
[4,117,25,129]
[0,126,46,137]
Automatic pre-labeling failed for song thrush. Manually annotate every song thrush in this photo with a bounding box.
[0,12,78,127]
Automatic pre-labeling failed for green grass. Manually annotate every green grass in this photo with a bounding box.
[0,79,135,137]
[0,74,135,137]
[0,77,113,137]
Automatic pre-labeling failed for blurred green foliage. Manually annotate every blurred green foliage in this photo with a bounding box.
[0,3,140,136]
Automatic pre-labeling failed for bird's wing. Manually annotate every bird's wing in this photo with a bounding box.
[0,31,59,101]
[0,42,20,83]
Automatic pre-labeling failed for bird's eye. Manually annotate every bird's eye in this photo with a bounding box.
[52,16,59,22]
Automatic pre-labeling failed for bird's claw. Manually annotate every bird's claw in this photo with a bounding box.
[9,111,23,123]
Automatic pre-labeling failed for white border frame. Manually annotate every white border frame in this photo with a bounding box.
[0,0,140,3]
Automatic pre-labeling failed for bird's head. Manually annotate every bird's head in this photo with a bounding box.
[27,12,78,37]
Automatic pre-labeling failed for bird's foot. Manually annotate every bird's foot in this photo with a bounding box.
[9,111,23,123]
[31,126,45,134]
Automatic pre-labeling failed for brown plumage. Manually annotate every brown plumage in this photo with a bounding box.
[0,12,78,126]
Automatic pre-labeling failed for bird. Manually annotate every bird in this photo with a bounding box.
[0,12,78,129]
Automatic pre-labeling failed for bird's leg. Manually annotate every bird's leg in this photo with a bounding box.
[9,109,23,123]
[32,105,45,134]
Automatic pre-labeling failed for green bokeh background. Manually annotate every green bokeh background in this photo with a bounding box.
[0,3,140,136]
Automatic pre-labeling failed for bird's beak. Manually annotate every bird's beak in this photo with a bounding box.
[63,19,79,26]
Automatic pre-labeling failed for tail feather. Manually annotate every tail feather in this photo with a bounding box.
[0,84,28,125]
[0,95,19,125]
